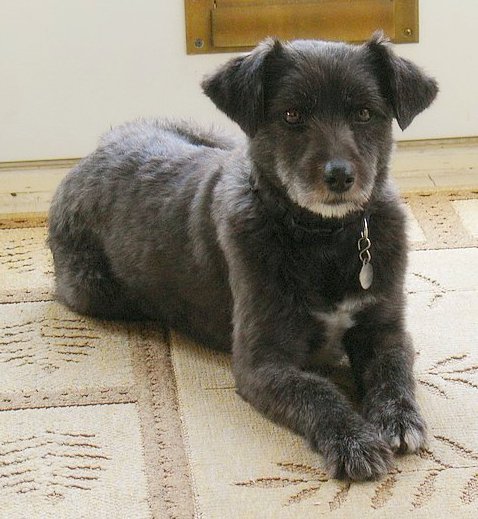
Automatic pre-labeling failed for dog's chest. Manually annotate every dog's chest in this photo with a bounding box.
[310,296,375,365]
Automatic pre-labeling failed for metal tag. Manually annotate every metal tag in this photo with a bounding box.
[359,262,373,290]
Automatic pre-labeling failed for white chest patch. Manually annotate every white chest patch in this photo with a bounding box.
[311,296,376,365]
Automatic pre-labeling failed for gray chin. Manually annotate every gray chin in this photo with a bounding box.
[276,164,373,219]
[290,187,370,219]
[300,200,365,219]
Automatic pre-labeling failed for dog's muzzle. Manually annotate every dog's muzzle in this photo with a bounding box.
[324,159,355,194]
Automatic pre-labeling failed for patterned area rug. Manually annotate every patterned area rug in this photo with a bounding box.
[0,191,477,518]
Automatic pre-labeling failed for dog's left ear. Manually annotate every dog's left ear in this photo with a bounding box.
[202,38,283,137]
[366,33,438,130]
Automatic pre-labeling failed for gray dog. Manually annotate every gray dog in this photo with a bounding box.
[48,33,438,480]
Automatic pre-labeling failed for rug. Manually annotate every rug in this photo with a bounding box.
[0,191,477,518]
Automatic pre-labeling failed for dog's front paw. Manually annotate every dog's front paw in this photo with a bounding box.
[365,399,428,454]
[316,423,393,481]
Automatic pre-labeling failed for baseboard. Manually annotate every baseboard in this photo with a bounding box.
[1,137,477,218]
[0,159,78,216]
[390,136,478,192]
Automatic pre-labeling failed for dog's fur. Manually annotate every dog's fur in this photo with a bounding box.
[48,34,438,481]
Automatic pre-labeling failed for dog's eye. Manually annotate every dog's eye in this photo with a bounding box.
[283,109,303,125]
[355,108,372,123]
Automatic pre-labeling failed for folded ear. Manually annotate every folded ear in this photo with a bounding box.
[202,38,283,137]
[366,32,438,130]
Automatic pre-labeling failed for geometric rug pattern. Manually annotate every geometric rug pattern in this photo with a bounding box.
[1,190,477,518]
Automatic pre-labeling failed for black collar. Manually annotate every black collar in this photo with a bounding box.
[249,170,367,242]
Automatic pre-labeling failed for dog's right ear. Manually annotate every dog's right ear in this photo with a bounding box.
[202,38,283,137]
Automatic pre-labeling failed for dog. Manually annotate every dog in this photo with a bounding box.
[48,33,438,481]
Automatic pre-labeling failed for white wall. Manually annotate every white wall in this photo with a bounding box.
[0,0,477,162]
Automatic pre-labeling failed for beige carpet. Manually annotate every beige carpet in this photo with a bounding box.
[0,191,477,518]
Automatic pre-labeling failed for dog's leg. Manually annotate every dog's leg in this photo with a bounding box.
[232,323,393,481]
[344,322,427,454]
[48,230,145,320]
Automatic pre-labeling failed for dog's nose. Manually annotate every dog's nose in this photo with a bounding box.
[324,159,355,193]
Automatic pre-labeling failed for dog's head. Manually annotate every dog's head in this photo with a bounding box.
[202,34,438,219]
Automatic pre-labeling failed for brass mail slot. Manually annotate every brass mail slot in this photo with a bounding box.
[212,2,394,48]
[185,0,419,54]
